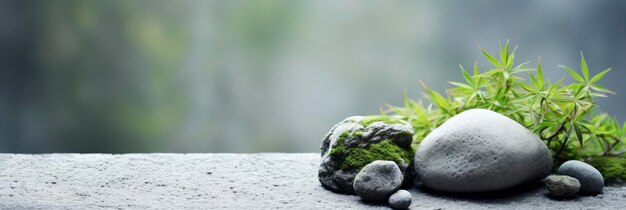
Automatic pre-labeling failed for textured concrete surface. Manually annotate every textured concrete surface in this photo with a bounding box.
[0,153,624,209]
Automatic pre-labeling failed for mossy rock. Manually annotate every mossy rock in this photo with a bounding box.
[318,115,415,194]
[333,137,414,171]
[587,156,626,185]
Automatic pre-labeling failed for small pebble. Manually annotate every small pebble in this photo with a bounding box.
[558,160,604,195]
[388,190,411,209]
[353,160,403,202]
[544,175,580,198]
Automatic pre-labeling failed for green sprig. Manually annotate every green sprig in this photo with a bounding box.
[384,41,625,165]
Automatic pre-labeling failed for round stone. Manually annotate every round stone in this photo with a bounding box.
[414,109,553,192]
[544,175,580,198]
[388,190,412,209]
[353,160,403,202]
[558,160,604,195]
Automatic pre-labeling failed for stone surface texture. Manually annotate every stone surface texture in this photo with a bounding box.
[415,109,553,192]
[1,153,626,209]
[558,160,605,194]
[388,189,412,209]
[544,175,581,198]
[319,116,414,194]
[353,160,403,202]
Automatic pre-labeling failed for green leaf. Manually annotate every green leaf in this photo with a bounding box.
[529,73,539,90]
[580,52,589,81]
[448,81,474,89]
[478,69,500,77]
[500,41,509,65]
[578,122,597,133]
[590,68,611,83]
[459,65,474,87]
[590,92,608,98]
[574,123,584,146]
[506,53,515,70]
[560,65,585,83]
[549,78,564,93]
[516,81,535,92]
[590,84,615,94]
[512,61,530,72]
[537,58,544,88]
[473,62,480,75]
[472,62,482,89]
[481,48,501,67]
[420,81,452,114]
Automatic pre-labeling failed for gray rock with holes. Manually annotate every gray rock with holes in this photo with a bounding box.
[353,160,403,202]
[558,160,604,195]
[544,175,581,197]
[388,189,412,209]
[414,109,553,192]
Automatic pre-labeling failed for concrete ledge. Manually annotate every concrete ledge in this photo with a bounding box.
[0,154,624,209]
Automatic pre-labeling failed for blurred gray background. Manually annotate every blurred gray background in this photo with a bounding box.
[1,0,625,153]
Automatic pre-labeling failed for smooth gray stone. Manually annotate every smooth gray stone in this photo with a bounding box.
[415,109,553,192]
[0,154,625,209]
[544,175,581,197]
[353,160,403,202]
[558,160,604,194]
[388,190,412,209]
[319,116,414,194]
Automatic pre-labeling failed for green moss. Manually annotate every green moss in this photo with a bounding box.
[359,115,405,127]
[329,132,349,158]
[353,131,363,138]
[328,128,414,171]
[340,140,414,170]
[587,157,626,183]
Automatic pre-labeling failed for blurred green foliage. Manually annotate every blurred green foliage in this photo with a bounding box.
[37,1,192,151]
[26,1,305,152]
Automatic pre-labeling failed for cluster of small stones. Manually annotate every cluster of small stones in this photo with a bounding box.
[543,160,604,198]
[319,109,610,208]
[353,160,412,208]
